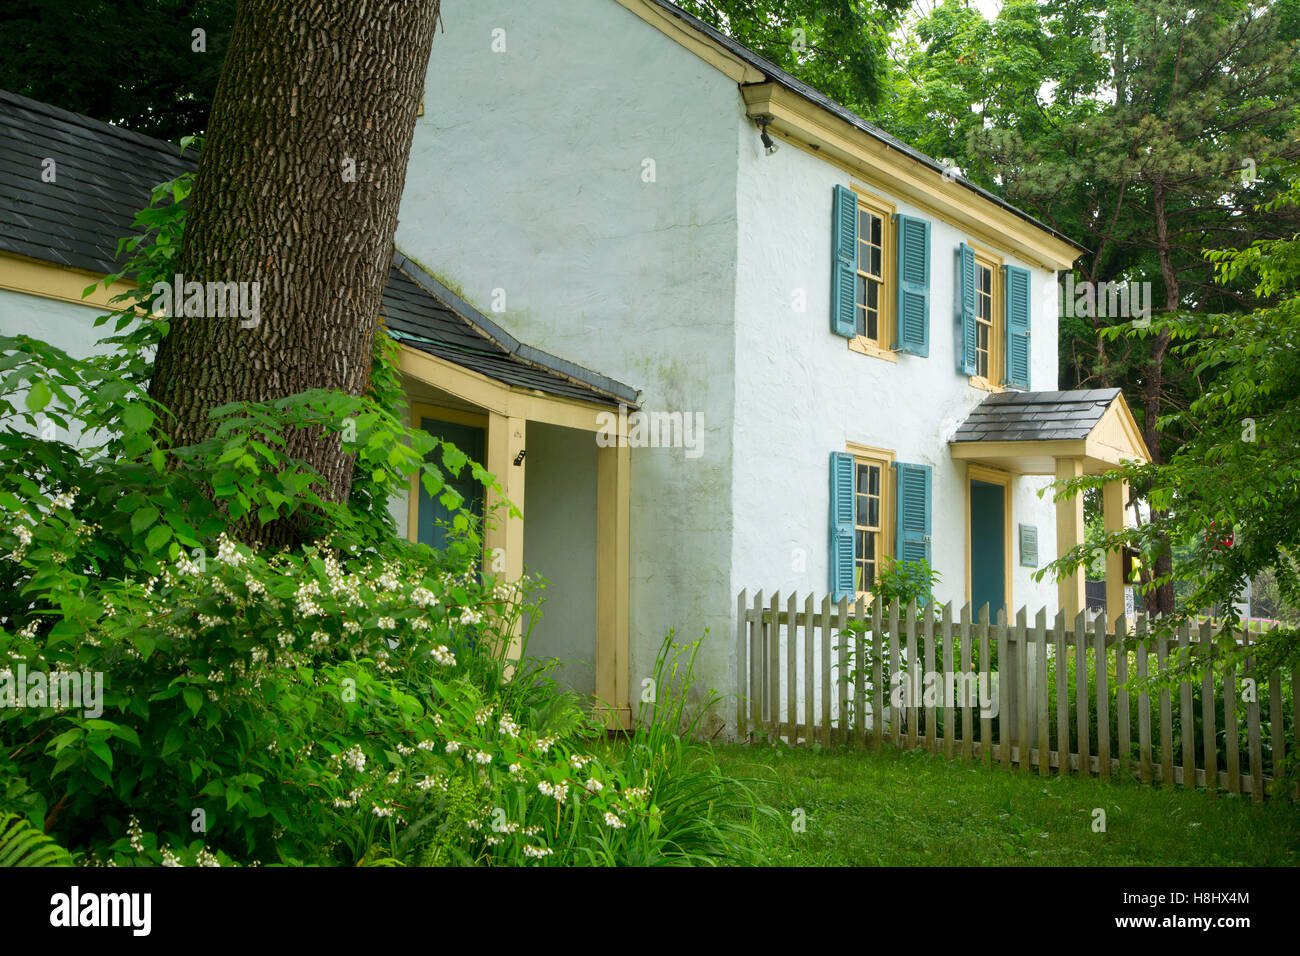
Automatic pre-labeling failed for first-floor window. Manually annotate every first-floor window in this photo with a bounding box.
[854,459,884,592]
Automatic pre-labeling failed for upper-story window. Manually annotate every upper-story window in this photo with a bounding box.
[833,184,931,360]
[856,206,885,345]
[851,191,895,358]
[973,254,1000,386]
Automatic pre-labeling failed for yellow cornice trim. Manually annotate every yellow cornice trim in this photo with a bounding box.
[742,84,1082,272]
[0,252,135,311]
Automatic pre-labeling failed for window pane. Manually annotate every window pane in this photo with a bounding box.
[855,274,866,306]
[864,532,876,560]
[868,496,879,528]
[856,307,866,337]
[870,246,881,276]
[863,562,875,590]
[867,465,880,495]
[871,215,882,245]
[867,281,878,309]
[866,310,878,340]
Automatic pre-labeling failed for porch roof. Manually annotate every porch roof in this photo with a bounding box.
[384,254,639,408]
[950,388,1150,475]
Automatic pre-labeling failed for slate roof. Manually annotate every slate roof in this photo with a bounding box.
[645,0,1085,255]
[0,89,638,408]
[952,389,1122,443]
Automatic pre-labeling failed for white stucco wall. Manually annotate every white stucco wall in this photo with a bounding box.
[730,123,1061,643]
[401,0,744,721]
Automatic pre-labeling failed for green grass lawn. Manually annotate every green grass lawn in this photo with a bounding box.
[707,743,1300,866]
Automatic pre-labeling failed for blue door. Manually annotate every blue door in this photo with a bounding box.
[970,479,1006,620]
[417,417,485,550]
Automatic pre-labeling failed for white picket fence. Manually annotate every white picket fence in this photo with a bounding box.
[736,590,1298,801]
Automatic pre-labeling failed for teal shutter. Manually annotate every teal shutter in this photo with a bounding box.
[1003,265,1031,389]
[895,214,930,356]
[893,461,932,567]
[830,185,858,338]
[829,452,856,600]
[957,242,977,374]
[1019,524,1039,568]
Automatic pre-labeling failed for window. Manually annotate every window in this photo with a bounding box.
[856,208,884,343]
[971,250,1003,390]
[848,444,894,596]
[850,191,895,358]
[854,459,884,592]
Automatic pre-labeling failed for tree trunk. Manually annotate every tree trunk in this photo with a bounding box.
[1142,183,1179,615]
[149,0,442,547]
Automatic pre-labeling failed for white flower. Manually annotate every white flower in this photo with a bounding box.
[377,616,396,630]
[508,763,522,776]
[411,586,439,608]
[603,812,626,830]
[474,706,493,727]
[195,847,220,867]
[11,524,31,547]
[333,745,366,773]
[372,805,396,818]
[160,847,181,867]
[214,534,246,567]
[430,645,456,666]
[445,740,461,755]
[584,778,604,795]
[459,607,483,626]
[537,781,569,803]
[498,714,520,738]
[569,754,593,771]
[522,844,553,859]
[49,489,76,511]
[472,750,491,766]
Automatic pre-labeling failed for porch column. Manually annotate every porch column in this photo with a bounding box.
[486,414,527,663]
[1103,478,1129,632]
[596,440,631,730]
[1054,456,1086,622]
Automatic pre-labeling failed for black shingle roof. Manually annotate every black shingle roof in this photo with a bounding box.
[952,389,1122,443]
[644,0,1085,256]
[0,89,638,408]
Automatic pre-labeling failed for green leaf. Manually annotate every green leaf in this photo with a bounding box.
[121,402,155,433]
[87,739,113,770]
[162,725,186,757]
[182,687,203,717]
[24,380,51,413]
[144,524,171,552]
[130,506,160,535]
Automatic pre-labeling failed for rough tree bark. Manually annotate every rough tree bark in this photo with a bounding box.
[1142,182,1178,615]
[149,0,442,546]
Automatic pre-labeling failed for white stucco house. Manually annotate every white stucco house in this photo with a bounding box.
[398,0,1148,732]
[0,0,1150,738]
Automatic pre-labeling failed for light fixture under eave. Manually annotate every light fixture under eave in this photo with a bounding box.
[759,123,779,156]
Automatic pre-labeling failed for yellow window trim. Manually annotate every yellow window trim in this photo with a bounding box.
[968,248,1005,393]
[848,187,896,358]
[847,442,895,602]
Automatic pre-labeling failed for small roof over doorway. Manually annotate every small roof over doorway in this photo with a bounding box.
[949,388,1150,473]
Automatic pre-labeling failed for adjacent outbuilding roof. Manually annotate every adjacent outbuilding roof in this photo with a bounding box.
[0,88,638,408]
